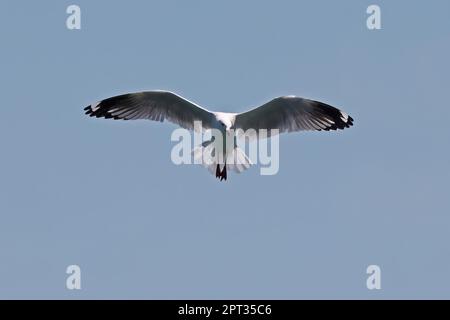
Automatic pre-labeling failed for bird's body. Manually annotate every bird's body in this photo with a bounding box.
[210,112,238,180]
[84,90,354,181]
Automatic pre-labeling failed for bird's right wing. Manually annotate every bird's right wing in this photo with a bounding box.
[84,91,214,131]
[233,96,354,139]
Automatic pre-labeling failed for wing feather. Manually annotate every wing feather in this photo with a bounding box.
[84,91,214,131]
[233,96,353,138]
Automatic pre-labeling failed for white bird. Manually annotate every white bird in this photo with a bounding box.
[84,90,354,181]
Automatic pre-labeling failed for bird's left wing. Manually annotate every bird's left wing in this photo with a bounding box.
[84,91,214,131]
[233,96,354,139]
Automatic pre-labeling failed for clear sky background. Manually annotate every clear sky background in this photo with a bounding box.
[1,0,449,299]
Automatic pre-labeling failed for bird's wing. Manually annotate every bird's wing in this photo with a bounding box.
[84,91,214,131]
[233,96,354,139]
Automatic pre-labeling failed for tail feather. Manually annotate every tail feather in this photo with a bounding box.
[226,147,252,173]
[192,143,220,174]
[191,145,252,177]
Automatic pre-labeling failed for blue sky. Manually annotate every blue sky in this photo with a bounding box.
[1,0,450,299]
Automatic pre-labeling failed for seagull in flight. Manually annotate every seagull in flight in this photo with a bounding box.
[84,91,354,181]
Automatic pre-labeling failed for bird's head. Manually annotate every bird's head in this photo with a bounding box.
[219,120,229,130]
[214,113,232,132]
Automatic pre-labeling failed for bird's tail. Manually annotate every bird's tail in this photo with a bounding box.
[225,147,252,174]
[192,141,219,175]
[191,144,252,177]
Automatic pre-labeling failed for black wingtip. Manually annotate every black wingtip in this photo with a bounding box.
[334,112,354,131]
[346,115,354,128]
[84,105,94,116]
